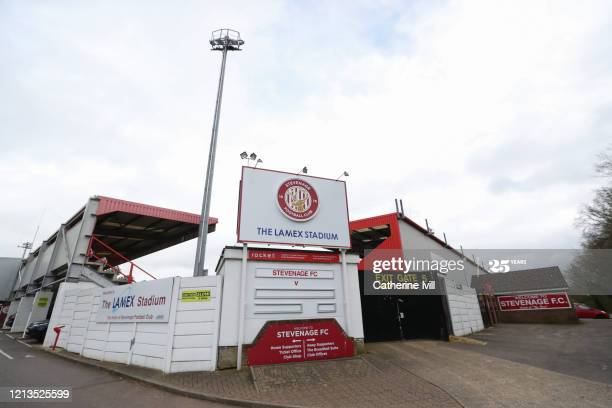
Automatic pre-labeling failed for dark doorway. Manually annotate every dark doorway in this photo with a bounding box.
[359,272,450,342]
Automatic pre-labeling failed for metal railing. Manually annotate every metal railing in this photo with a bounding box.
[86,235,157,283]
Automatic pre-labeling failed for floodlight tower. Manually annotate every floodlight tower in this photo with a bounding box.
[194,29,244,277]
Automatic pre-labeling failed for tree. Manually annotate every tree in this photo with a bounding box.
[578,149,612,250]
[568,148,612,310]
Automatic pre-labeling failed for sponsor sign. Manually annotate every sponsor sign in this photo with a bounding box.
[497,292,571,311]
[36,297,49,308]
[180,289,211,302]
[248,249,340,263]
[238,167,350,248]
[247,319,354,366]
[96,278,173,322]
[255,268,334,279]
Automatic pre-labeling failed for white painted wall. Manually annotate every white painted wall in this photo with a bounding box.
[216,248,364,346]
[10,296,35,332]
[397,220,484,286]
[44,276,221,373]
[43,282,96,348]
[444,278,484,336]
[22,290,53,337]
[2,299,20,329]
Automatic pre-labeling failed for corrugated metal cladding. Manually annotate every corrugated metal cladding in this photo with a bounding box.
[0,258,22,301]
[95,196,218,225]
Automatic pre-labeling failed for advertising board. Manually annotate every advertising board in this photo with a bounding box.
[497,292,571,311]
[238,167,350,248]
[96,278,174,322]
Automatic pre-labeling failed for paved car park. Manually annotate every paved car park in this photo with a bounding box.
[2,321,611,407]
[450,320,612,385]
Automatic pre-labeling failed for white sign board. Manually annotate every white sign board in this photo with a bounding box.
[255,267,335,279]
[238,167,351,248]
[96,278,174,323]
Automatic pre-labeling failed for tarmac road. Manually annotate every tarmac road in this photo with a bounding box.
[451,319,612,384]
[0,332,232,407]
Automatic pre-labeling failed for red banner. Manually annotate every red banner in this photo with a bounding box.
[497,292,571,311]
[248,249,340,263]
[247,319,354,366]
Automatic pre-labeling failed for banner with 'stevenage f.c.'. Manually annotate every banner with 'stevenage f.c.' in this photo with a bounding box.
[237,167,351,248]
[96,278,174,323]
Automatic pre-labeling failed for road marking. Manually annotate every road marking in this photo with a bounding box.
[17,339,32,348]
[0,347,14,360]
[25,354,35,358]
[5,333,14,339]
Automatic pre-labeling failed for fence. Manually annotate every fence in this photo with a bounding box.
[44,276,221,373]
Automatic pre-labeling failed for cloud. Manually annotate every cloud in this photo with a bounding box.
[1,0,611,279]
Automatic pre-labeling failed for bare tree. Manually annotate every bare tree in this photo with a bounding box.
[578,149,612,250]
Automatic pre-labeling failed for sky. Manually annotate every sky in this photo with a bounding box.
[1,0,611,280]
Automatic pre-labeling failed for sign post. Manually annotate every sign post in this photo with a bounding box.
[340,249,351,336]
[236,243,248,369]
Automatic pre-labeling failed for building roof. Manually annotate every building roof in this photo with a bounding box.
[91,196,218,266]
[349,212,485,272]
[470,266,569,294]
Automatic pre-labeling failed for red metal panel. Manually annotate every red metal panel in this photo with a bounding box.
[96,196,218,226]
[349,213,403,271]
[248,249,340,263]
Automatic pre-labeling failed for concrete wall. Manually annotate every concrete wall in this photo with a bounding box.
[21,290,54,335]
[1,299,20,329]
[397,220,485,286]
[10,296,35,332]
[44,276,221,373]
[43,281,96,349]
[444,278,484,336]
[216,248,364,348]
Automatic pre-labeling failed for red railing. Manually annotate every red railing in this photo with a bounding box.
[86,235,157,283]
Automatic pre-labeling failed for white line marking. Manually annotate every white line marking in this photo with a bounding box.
[0,348,14,360]
[17,340,32,348]
[5,334,14,339]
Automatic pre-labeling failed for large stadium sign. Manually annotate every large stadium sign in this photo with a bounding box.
[238,167,351,248]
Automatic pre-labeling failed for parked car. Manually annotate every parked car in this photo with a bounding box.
[575,303,610,319]
[24,320,49,342]
[5,314,15,328]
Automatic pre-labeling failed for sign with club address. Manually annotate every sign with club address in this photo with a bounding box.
[247,319,355,366]
[237,167,351,248]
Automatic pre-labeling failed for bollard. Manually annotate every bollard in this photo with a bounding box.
[51,325,65,351]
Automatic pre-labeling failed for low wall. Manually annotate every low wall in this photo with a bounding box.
[10,296,35,333]
[44,276,222,373]
[444,278,485,336]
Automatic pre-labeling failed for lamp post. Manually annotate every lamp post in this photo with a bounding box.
[194,29,244,277]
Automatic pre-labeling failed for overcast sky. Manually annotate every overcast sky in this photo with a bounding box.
[1,0,611,280]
